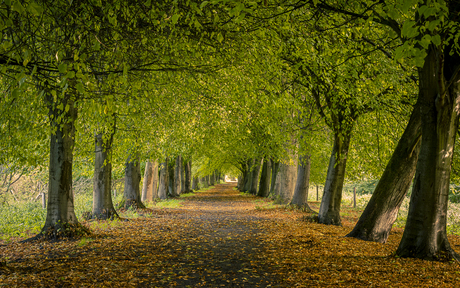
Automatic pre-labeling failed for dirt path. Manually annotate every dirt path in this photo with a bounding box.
[2,183,460,287]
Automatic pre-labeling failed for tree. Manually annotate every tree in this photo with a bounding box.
[257,159,271,197]
[92,132,118,220]
[123,153,145,209]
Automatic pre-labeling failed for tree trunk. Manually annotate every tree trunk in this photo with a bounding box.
[250,158,262,195]
[257,159,271,197]
[180,157,185,193]
[318,131,352,225]
[237,175,244,191]
[277,161,297,204]
[347,100,422,243]
[151,160,159,199]
[141,160,153,202]
[396,45,460,260]
[290,154,311,207]
[157,158,169,199]
[168,160,176,197]
[244,159,254,192]
[269,159,280,196]
[173,155,181,197]
[184,160,192,193]
[92,133,118,220]
[192,175,199,191]
[41,94,79,237]
[206,175,210,187]
[123,153,145,209]
[210,171,215,186]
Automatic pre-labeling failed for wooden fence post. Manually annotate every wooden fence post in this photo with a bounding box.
[353,187,356,208]
[41,192,46,209]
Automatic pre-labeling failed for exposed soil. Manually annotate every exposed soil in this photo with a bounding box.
[1,183,460,287]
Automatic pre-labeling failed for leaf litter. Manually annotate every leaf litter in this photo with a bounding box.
[1,183,460,287]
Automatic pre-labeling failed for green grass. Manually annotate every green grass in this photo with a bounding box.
[155,199,184,208]
[0,202,45,241]
[180,192,196,198]
[77,237,95,247]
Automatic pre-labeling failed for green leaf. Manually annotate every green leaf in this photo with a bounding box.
[402,20,418,38]
[12,1,25,14]
[431,34,441,46]
[66,71,75,78]
[217,33,224,43]
[58,63,67,74]
[200,1,209,10]
[76,82,84,94]
[27,2,44,16]
[420,34,431,49]
[172,14,180,25]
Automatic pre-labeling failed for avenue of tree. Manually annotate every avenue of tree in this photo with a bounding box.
[1,0,460,261]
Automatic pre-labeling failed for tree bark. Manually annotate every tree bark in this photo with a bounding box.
[123,153,145,209]
[269,159,279,196]
[92,133,118,220]
[237,175,243,190]
[184,160,192,193]
[210,171,215,186]
[347,100,422,243]
[396,45,460,260]
[318,131,352,225]
[173,155,181,197]
[169,160,176,197]
[257,159,272,197]
[180,157,185,193]
[277,161,297,204]
[157,158,169,199]
[151,160,159,199]
[141,160,153,202]
[192,175,199,191]
[290,154,311,207]
[250,158,262,195]
[244,159,254,192]
[41,94,79,236]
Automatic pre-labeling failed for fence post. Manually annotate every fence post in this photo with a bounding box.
[353,187,356,208]
[41,192,46,209]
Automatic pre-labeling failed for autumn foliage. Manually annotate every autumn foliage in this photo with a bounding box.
[1,184,459,287]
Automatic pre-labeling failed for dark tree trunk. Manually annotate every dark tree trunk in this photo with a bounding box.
[244,159,254,192]
[173,155,181,197]
[269,159,279,196]
[396,45,460,260]
[318,131,352,225]
[237,175,243,190]
[41,94,78,236]
[210,171,215,186]
[192,175,199,191]
[290,154,311,207]
[168,160,176,197]
[200,177,206,188]
[92,133,118,220]
[158,158,168,199]
[347,100,422,243]
[180,157,185,193]
[123,153,145,209]
[206,175,210,187]
[257,159,271,197]
[250,158,262,195]
[184,160,192,193]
